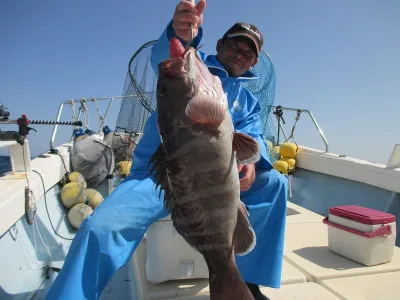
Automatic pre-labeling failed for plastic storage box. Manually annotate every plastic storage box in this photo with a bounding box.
[323,205,396,266]
[145,215,209,283]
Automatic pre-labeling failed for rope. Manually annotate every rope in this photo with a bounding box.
[283,109,301,147]
[273,106,285,145]
[12,162,52,272]
[68,99,77,125]
[32,169,74,241]
[22,144,30,187]
[56,152,69,174]
[90,96,113,133]
[79,98,89,130]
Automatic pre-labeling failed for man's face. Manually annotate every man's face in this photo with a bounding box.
[216,37,259,77]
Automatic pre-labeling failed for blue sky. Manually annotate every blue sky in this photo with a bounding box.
[1,0,399,164]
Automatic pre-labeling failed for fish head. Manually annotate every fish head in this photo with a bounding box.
[156,39,200,114]
[157,38,227,127]
[158,37,202,79]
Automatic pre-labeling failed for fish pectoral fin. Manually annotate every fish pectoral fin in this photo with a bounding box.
[233,202,256,256]
[232,132,261,164]
[148,144,173,211]
[185,94,225,127]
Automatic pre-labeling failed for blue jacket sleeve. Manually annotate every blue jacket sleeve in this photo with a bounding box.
[150,20,203,76]
[234,90,273,170]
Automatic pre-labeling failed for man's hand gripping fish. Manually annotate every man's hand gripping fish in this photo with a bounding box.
[149,38,261,300]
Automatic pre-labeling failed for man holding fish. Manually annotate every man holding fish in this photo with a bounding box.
[47,1,287,299]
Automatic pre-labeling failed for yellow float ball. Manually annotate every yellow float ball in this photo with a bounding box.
[60,182,87,209]
[280,143,297,159]
[68,171,87,189]
[86,188,104,209]
[61,171,87,189]
[273,160,289,175]
[115,161,132,177]
[281,157,296,169]
[68,203,93,229]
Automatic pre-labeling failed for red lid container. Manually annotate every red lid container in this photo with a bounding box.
[329,205,396,225]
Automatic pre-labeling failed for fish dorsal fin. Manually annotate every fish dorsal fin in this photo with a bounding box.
[232,132,261,164]
[148,144,174,211]
[185,94,226,127]
[233,203,256,255]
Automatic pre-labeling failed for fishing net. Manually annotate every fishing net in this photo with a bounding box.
[113,40,158,163]
[115,40,278,162]
[241,50,277,146]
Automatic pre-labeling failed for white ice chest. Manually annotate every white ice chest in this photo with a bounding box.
[145,215,209,283]
[323,205,396,266]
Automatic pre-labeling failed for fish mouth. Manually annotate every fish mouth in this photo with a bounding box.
[159,47,197,78]
[158,57,186,76]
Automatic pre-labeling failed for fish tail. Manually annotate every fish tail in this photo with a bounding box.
[207,252,254,300]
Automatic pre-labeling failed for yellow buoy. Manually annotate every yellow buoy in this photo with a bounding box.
[86,188,104,209]
[281,157,296,169]
[273,160,289,175]
[68,203,93,229]
[115,161,132,177]
[273,142,298,174]
[280,143,297,159]
[61,171,87,189]
[60,182,87,209]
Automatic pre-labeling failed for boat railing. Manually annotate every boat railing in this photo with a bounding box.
[50,95,138,150]
[270,105,329,153]
[50,98,329,154]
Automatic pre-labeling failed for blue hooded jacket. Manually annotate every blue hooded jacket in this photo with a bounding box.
[131,22,273,178]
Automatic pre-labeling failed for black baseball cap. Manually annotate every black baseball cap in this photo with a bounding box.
[223,22,264,56]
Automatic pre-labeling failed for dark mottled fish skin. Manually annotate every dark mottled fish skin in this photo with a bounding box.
[150,40,259,300]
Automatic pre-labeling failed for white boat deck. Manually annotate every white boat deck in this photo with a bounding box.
[131,202,400,300]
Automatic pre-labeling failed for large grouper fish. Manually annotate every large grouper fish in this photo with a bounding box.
[149,37,261,300]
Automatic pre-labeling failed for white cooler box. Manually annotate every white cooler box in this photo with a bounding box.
[323,205,396,266]
[145,215,209,283]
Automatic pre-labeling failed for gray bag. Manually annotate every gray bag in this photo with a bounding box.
[71,133,115,188]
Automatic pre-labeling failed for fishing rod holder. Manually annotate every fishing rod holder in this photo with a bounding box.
[0,114,82,145]
[0,114,82,174]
